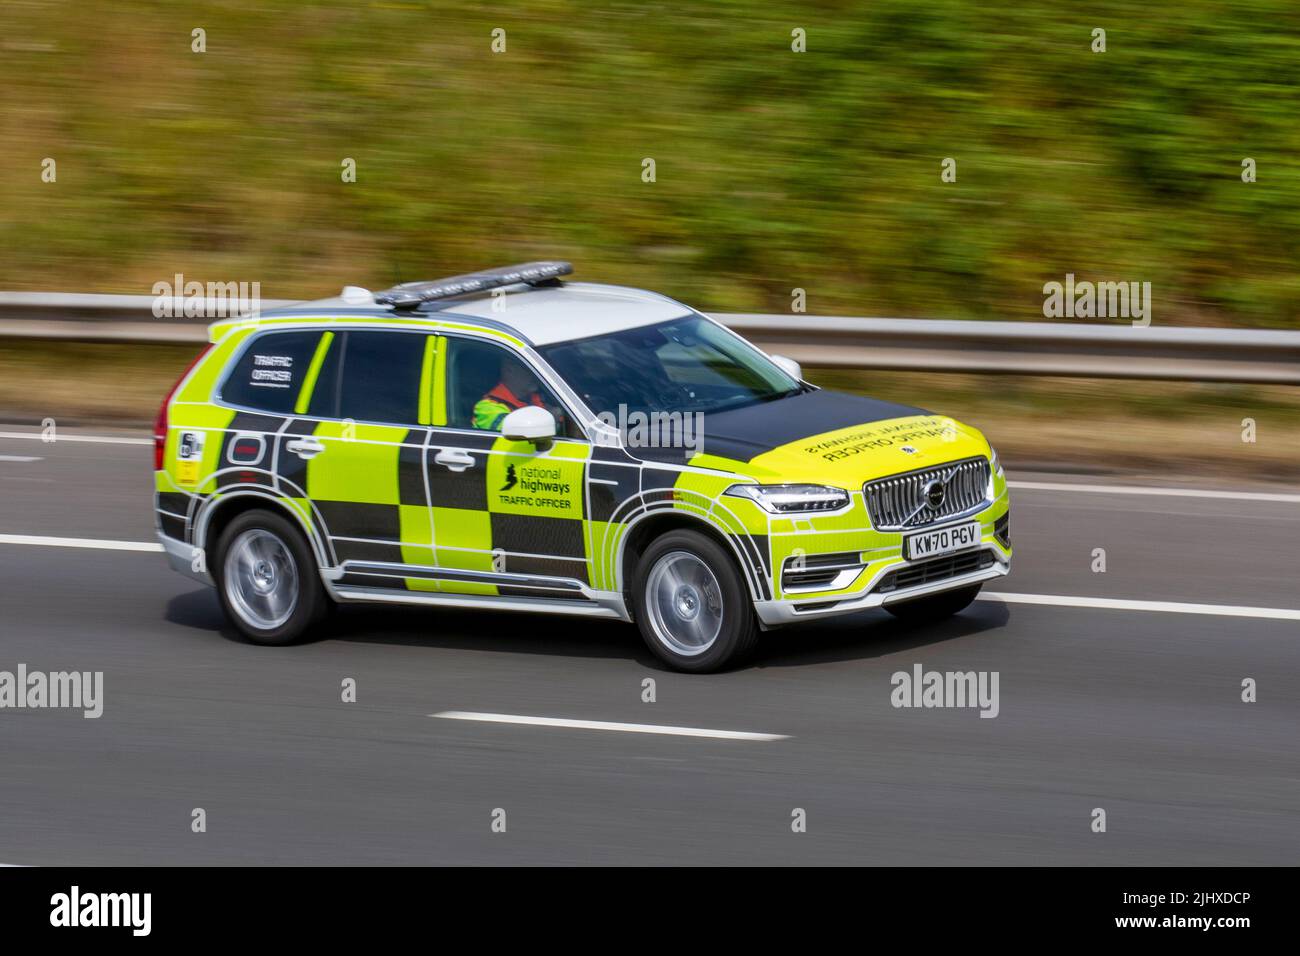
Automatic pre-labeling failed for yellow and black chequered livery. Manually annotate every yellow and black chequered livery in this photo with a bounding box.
[154,262,1011,672]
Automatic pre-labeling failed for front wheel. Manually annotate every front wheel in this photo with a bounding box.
[213,508,329,645]
[884,583,982,624]
[632,529,758,673]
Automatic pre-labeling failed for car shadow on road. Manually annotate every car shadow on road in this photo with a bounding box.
[163,587,228,632]
[164,587,1012,672]
[331,603,662,666]
[751,600,1012,669]
[162,587,661,665]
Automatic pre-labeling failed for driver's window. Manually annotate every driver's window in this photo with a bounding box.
[444,338,579,437]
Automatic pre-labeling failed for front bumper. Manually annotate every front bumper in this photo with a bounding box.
[754,541,1010,626]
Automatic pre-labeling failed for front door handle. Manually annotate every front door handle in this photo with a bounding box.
[434,448,475,472]
[286,437,325,460]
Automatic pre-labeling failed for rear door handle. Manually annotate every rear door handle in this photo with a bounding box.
[434,448,475,472]
[286,437,325,460]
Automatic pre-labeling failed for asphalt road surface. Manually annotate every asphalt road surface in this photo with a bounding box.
[1,426,1297,865]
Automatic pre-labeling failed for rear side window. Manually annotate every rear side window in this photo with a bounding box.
[306,333,343,418]
[221,331,324,414]
[335,331,427,424]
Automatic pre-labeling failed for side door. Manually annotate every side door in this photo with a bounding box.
[426,334,592,599]
[278,329,437,589]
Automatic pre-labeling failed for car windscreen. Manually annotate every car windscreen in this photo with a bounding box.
[538,314,801,418]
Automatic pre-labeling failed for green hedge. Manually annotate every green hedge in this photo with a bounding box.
[2,0,1297,325]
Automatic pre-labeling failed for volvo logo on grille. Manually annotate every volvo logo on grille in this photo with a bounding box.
[922,479,946,510]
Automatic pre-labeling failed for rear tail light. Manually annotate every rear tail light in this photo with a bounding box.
[155,344,213,470]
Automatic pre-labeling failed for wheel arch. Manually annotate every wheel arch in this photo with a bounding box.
[615,508,766,609]
[196,490,330,571]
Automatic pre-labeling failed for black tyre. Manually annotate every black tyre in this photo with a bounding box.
[631,529,758,673]
[213,508,329,645]
[884,583,982,624]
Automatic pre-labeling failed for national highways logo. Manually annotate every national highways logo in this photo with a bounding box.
[494,462,576,514]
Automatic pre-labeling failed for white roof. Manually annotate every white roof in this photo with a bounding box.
[438,282,692,346]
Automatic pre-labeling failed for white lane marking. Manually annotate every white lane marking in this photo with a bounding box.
[0,533,162,552]
[0,455,42,462]
[432,711,789,742]
[981,591,1300,621]
[2,532,1296,624]
[0,431,151,446]
[1008,480,1300,504]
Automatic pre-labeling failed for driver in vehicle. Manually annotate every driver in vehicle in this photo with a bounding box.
[473,357,560,431]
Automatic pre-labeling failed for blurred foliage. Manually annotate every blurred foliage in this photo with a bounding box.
[1,0,1298,325]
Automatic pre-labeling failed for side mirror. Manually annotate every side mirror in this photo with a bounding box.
[770,354,803,382]
[501,405,556,443]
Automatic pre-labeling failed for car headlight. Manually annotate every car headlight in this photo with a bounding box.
[724,483,850,513]
[987,446,1004,497]
[990,447,1004,478]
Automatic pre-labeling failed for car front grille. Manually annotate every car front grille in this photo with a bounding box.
[863,457,991,530]
[876,549,995,594]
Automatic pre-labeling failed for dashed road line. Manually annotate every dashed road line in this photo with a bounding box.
[0,431,151,446]
[431,711,790,741]
[981,591,1300,621]
[0,533,162,552]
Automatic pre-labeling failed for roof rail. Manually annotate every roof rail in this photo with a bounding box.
[374,261,573,309]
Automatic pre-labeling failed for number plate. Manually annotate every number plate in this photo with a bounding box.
[904,521,981,561]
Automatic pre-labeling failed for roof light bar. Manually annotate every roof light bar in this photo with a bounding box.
[374,261,573,309]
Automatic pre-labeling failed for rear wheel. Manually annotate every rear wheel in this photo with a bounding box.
[214,508,328,645]
[884,583,982,624]
[632,529,758,673]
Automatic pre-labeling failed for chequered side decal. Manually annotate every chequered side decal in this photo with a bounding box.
[490,512,586,562]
